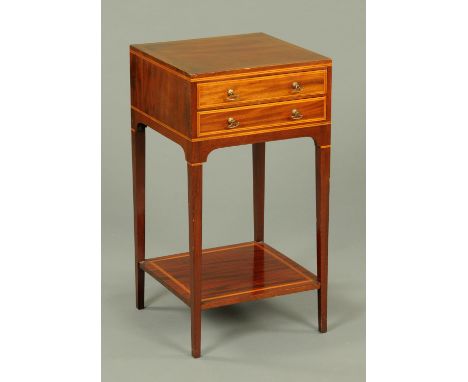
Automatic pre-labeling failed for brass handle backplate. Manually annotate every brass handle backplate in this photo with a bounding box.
[226,89,239,101]
[227,117,240,129]
[291,109,303,120]
[291,81,303,93]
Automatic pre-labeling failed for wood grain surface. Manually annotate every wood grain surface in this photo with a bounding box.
[198,97,326,136]
[130,52,192,137]
[140,242,320,310]
[131,33,331,78]
[197,69,326,109]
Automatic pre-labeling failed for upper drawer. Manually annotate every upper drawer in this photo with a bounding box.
[197,69,327,109]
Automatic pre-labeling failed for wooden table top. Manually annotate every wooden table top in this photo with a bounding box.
[131,32,331,78]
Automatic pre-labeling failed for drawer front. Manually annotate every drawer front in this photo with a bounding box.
[197,70,327,109]
[198,97,326,136]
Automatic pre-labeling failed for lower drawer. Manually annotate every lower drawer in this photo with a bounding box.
[197,97,326,137]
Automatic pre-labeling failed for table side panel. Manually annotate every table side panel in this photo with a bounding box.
[130,51,192,138]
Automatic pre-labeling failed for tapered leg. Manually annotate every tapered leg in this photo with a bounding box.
[131,123,146,310]
[252,143,265,242]
[315,145,331,333]
[187,163,203,358]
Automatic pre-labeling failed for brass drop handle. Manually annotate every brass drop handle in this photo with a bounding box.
[227,117,240,129]
[291,109,303,120]
[291,81,303,93]
[226,89,239,101]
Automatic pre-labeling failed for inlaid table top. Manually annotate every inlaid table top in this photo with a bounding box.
[131,32,331,78]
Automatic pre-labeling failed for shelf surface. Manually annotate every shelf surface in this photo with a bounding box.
[140,241,320,309]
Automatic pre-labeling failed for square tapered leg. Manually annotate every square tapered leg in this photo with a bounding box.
[187,163,203,357]
[315,145,330,332]
[131,120,146,310]
[252,143,265,243]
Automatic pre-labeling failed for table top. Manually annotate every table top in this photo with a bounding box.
[131,32,331,78]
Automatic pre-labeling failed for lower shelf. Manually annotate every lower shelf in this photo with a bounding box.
[140,241,320,309]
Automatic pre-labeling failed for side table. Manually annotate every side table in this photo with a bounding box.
[130,33,332,358]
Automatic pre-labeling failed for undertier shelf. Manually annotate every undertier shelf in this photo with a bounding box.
[140,241,320,309]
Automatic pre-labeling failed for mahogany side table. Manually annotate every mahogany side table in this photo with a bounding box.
[130,33,332,358]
